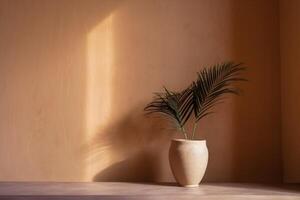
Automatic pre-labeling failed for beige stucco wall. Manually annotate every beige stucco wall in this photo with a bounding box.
[0,0,282,182]
[280,0,300,183]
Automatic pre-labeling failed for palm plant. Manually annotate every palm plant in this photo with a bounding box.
[144,62,246,140]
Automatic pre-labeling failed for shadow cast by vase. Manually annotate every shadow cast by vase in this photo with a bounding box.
[87,105,174,182]
[93,150,157,182]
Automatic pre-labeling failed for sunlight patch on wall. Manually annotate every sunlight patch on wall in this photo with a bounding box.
[85,14,114,180]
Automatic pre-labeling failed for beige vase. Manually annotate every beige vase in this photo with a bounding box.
[169,139,208,187]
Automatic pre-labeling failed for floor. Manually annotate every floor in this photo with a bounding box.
[0,182,299,200]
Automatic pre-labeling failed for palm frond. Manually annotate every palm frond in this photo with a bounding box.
[144,87,191,130]
[144,61,246,139]
[182,62,246,122]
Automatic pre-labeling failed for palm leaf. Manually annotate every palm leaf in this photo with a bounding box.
[144,87,192,130]
[182,62,246,122]
[144,61,246,139]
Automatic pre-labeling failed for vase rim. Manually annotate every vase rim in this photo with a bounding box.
[171,138,206,143]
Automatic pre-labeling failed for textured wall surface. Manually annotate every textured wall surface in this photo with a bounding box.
[0,0,282,182]
[280,0,300,183]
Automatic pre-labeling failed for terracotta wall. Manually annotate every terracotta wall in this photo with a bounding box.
[0,0,282,182]
[280,0,300,183]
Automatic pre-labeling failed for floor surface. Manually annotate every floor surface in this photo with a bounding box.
[0,182,299,199]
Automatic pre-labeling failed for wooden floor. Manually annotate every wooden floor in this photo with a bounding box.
[0,182,299,200]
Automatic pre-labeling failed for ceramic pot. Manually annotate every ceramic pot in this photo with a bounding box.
[169,139,208,187]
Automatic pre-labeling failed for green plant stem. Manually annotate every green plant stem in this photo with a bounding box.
[181,127,188,139]
[191,122,198,140]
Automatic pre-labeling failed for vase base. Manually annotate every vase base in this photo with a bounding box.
[182,184,199,188]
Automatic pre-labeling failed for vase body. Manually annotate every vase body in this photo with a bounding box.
[169,139,208,187]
